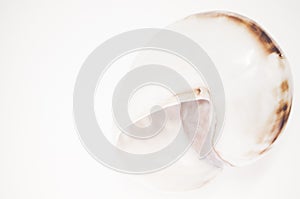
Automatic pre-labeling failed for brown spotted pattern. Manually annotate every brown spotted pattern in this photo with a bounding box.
[197,11,283,57]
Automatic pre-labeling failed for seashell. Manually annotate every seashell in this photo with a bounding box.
[113,11,293,190]
[167,11,293,166]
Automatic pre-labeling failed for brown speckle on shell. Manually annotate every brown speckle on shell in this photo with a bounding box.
[281,80,289,92]
[195,88,201,95]
[256,100,291,155]
[195,11,284,58]
[258,147,270,155]
[271,100,292,143]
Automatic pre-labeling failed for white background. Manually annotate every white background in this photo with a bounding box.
[0,0,299,198]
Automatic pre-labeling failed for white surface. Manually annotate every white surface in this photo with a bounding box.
[0,0,299,198]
